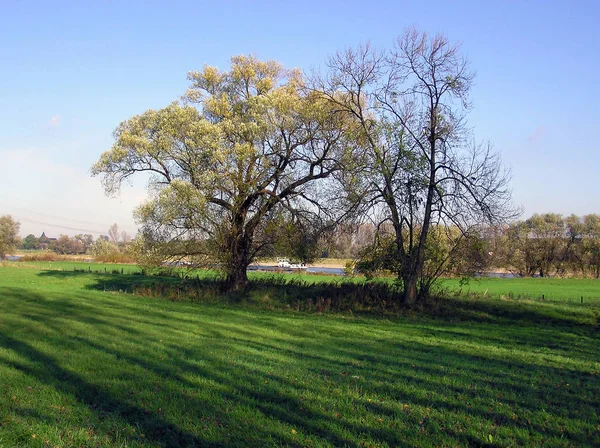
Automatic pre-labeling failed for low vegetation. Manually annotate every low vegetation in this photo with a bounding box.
[0,262,598,447]
[17,252,92,262]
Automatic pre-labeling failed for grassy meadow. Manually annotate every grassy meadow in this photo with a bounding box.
[10,260,600,300]
[440,277,600,302]
[0,262,599,447]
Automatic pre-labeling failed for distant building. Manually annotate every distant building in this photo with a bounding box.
[39,232,57,250]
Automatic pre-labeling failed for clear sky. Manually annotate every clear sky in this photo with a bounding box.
[1,0,598,237]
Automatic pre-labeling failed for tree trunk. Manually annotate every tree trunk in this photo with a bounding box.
[226,260,249,292]
[225,231,251,292]
[402,272,418,307]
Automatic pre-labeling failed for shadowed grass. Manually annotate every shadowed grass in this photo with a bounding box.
[12,259,600,301]
[0,264,599,447]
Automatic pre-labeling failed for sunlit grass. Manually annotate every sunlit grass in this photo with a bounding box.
[440,277,600,301]
[1,264,599,446]
[12,259,600,300]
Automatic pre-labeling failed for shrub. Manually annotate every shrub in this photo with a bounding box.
[94,252,136,263]
[19,252,68,262]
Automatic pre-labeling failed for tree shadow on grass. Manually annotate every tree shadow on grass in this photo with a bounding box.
[0,331,205,447]
[1,286,363,447]
[2,284,599,447]
[37,269,600,331]
[1,287,328,447]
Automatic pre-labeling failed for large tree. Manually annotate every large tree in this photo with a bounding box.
[92,56,353,290]
[0,215,21,259]
[316,29,514,304]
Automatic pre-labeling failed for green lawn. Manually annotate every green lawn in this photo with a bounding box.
[0,263,599,447]
[13,260,600,301]
[440,277,600,302]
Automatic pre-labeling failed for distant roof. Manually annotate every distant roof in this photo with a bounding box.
[39,232,57,241]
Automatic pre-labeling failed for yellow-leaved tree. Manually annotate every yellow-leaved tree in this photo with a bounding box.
[92,56,356,291]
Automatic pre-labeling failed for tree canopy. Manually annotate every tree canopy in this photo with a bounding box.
[93,32,515,300]
[92,56,355,290]
[0,215,21,259]
[314,29,515,304]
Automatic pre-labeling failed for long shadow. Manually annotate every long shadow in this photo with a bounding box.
[0,331,205,447]
[61,330,405,447]
[7,273,600,445]
[32,269,600,379]
[35,288,596,446]
[37,269,599,328]
[217,328,600,419]
[0,287,148,341]
[3,283,599,446]
[1,286,364,446]
[0,294,312,447]
[60,316,598,445]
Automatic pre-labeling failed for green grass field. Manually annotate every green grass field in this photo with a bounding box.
[0,262,599,447]
[10,260,600,301]
[440,277,600,301]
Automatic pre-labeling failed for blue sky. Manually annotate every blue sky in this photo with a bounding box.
[1,0,598,237]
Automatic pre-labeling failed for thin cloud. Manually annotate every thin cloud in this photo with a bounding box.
[48,114,61,128]
[528,125,545,142]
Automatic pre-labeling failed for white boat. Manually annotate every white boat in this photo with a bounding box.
[289,263,306,270]
[277,258,291,268]
[277,258,306,270]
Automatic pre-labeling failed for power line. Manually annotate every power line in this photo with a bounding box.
[0,198,138,236]
[0,199,114,228]
[12,216,108,235]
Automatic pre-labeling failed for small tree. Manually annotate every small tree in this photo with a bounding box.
[0,215,21,259]
[357,224,489,288]
[52,235,86,255]
[74,234,94,254]
[22,234,39,250]
[108,223,120,245]
[53,235,73,254]
[91,239,120,257]
[270,214,327,264]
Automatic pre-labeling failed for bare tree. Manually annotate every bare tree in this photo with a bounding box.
[120,231,132,244]
[315,29,516,305]
[108,223,119,245]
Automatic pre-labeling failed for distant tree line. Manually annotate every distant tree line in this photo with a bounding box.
[324,213,600,279]
[491,213,600,278]
[17,223,133,259]
[4,212,600,282]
